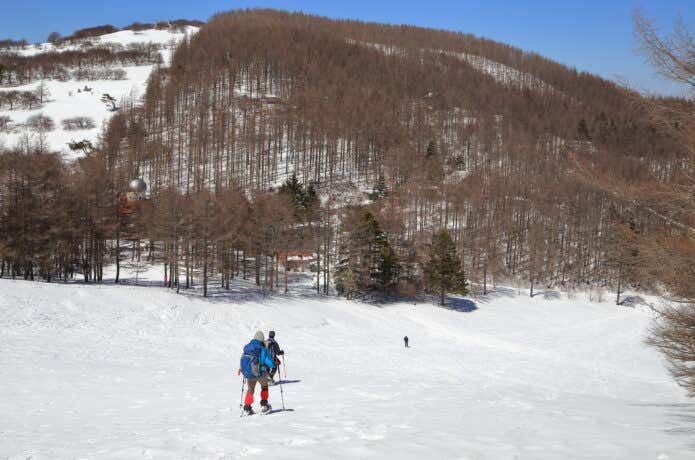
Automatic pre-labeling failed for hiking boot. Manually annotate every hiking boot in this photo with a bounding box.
[243,405,254,416]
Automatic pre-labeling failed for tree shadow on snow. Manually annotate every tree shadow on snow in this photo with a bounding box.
[541,290,562,300]
[112,279,166,288]
[376,293,479,313]
[619,295,646,307]
[172,274,335,305]
[470,287,519,305]
[443,297,478,313]
[630,402,695,446]
[468,286,562,304]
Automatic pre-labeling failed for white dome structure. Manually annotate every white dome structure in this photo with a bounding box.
[129,178,147,194]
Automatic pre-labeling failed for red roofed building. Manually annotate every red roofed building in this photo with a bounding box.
[278,251,315,272]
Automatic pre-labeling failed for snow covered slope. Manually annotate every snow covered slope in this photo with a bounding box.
[350,39,558,95]
[0,27,197,159]
[1,276,692,459]
[9,27,197,59]
[444,51,558,94]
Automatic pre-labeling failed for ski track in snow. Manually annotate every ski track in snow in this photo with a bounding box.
[0,275,693,460]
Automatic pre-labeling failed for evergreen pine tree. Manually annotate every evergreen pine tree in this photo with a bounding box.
[303,181,318,209]
[426,140,437,157]
[335,209,398,297]
[280,174,318,220]
[364,212,397,291]
[369,175,388,201]
[280,174,303,205]
[377,244,399,291]
[334,241,358,298]
[426,229,468,305]
[576,118,591,141]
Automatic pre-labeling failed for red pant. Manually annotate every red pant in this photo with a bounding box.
[244,375,269,406]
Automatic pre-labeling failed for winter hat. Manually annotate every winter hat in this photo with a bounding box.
[254,331,264,341]
[269,330,275,338]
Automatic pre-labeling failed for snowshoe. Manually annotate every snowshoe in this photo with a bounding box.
[242,405,255,416]
[260,403,272,414]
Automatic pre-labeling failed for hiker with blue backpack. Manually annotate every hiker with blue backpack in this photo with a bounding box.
[239,331,276,415]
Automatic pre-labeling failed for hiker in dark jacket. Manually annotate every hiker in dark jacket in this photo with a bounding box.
[266,330,284,384]
[239,331,275,415]
[404,336,409,348]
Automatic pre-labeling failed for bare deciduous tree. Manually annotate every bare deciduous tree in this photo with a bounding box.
[62,116,96,130]
[632,10,695,396]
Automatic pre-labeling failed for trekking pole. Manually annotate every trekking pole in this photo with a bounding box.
[239,377,246,415]
[283,353,287,380]
[277,365,286,410]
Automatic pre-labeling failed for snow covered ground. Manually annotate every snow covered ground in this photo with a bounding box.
[9,27,198,59]
[0,66,154,158]
[0,274,693,459]
[0,27,197,159]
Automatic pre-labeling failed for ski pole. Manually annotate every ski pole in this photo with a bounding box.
[283,353,287,380]
[277,364,286,410]
[239,377,246,415]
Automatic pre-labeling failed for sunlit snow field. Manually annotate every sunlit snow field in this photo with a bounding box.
[0,270,693,459]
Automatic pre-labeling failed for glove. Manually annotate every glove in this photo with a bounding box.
[237,368,241,376]
[278,350,284,355]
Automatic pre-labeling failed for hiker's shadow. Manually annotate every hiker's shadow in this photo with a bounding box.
[267,408,295,415]
[277,379,301,385]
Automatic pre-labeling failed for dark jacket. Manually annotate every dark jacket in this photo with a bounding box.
[266,337,284,358]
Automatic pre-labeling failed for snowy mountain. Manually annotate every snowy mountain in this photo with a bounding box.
[0,273,691,459]
[0,26,198,159]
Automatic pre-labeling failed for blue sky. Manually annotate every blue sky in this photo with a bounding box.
[3,0,693,96]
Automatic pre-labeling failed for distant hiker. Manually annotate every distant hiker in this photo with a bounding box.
[239,331,276,415]
[265,330,285,384]
[404,336,409,348]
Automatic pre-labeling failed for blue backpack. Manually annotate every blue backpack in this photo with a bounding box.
[240,340,263,379]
